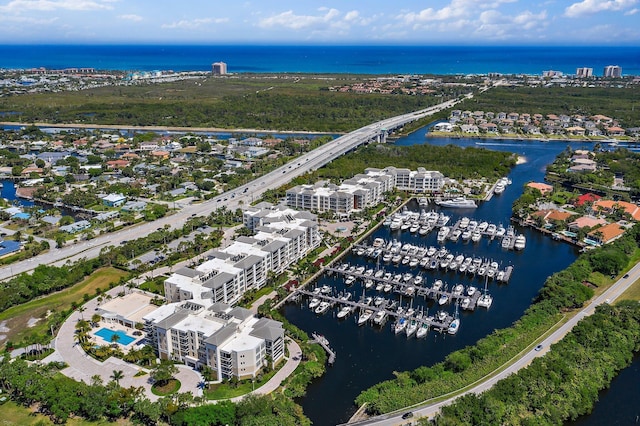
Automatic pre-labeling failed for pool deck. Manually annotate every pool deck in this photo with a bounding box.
[41,282,302,403]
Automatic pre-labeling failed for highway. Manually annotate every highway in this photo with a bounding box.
[346,262,640,425]
[0,95,465,281]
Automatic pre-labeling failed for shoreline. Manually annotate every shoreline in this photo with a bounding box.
[0,121,341,136]
[427,131,635,144]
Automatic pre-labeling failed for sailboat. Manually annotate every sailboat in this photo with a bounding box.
[477,276,493,308]
[447,303,460,334]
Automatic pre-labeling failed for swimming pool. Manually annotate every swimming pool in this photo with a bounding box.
[95,328,136,346]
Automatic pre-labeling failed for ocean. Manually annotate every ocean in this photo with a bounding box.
[1,45,639,76]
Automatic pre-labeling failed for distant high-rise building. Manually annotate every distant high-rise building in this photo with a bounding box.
[603,65,622,78]
[542,70,563,78]
[576,67,593,78]
[212,61,228,75]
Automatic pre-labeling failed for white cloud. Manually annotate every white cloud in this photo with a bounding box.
[625,7,639,13]
[0,14,58,24]
[0,0,114,13]
[119,14,142,22]
[258,8,340,30]
[397,0,516,24]
[162,17,228,30]
[565,0,638,17]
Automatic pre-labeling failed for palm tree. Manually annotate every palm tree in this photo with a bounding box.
[110,333,121,346]
[110,369,124,386]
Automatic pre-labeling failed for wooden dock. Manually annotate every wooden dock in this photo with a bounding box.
[311,332,336,365]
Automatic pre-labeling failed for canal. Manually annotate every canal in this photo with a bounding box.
[282,130,599,425]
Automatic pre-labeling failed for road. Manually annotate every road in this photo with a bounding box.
[347,262,640,425]
[0,95,465,281]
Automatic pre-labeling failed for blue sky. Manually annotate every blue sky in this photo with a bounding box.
[0,0,638,44]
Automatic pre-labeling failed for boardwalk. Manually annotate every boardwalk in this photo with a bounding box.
[311,332,336,365]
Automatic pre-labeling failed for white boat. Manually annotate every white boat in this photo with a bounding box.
[413,275,423,286]
[390,219,402,230]
[471,231,482,242]
[514,234,526,250]
[453,284,464,296]
[438,294,449,305]
[435,197,477,209]
[435,213,451,227]
[402,272,413,282]
[393,317,408,334]
[432,279,443,291]
[345,275,356,286]
[416,322,429,339]
[340,292,352,302]
[320,285,332,294]
[409,257,419,267]
[437,226,450,243]
[409,223,420,233]
[374,296,385,306]
[364,279,374,289]
[496,225,506,238]
[418,197,429,206]
[337,305,354,319]
[374,269,384,278]
[460,297,471,310]
[501,236,512,249]
[467,286,477,296]
[447,318,460,334]
[494,182,505,194]
[477,221,489,232]
[486,223,497,236]
[357,309,373,325]
[308,297,321,309]
[426,246,437,257]
[373,310,388,325]
[400,222,411,231]
[375,281,384,291]
[477,293,493,308]
[315,301,331,314]
[419,225,431,235]
[406,319,419,337]
[373,237,385,248]
[392,254,402,263]
[448,229,462,241]
[461,229,472,241]
[459,217,470,229]
[383,283,393,293]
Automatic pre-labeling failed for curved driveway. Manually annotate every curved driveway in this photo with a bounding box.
[347,263,640,425]
[0,95,466,281]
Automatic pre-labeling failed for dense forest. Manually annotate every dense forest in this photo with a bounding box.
[457,86,640,127]
[355,225,639,416]
[0,76,446,132]
[435,301,640,425]
[317,143,517,182]
[0,357,310,425]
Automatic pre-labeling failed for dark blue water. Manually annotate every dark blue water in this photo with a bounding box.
[1,45,639,75]
[1,179,34,207]
[569,354,640,426]
[283,132,592,425]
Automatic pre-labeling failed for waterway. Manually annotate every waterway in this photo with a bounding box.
[281,129,601,425]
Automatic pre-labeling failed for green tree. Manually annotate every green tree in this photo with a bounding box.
[151,361,179,387]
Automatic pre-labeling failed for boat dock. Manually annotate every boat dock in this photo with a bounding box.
[320,270,484,310]
[351,242,512,282]
[299,288,457,333]
[311,332,336,365]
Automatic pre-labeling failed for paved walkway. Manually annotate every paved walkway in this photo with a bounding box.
[229,339,302,402]
[43,285,203,401]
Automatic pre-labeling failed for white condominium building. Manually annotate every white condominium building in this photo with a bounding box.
[285,166,444,214]
[143,301,284,380]
[165,203,320,306]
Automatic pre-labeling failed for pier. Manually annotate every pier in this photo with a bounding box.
[311,332,336,365]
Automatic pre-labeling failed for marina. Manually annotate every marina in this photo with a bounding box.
[350,239,514,281]
[283,134,585,425]
[383,209,526,250]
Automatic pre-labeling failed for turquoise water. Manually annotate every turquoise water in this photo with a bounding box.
[95,328,136,345]
[0,45,638,75]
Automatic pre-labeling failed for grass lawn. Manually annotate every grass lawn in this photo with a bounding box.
[205,370,277,400]
[0,401,132,425]
[617,276,640,301]
[151,379,181,396]
[0,267,129,347]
